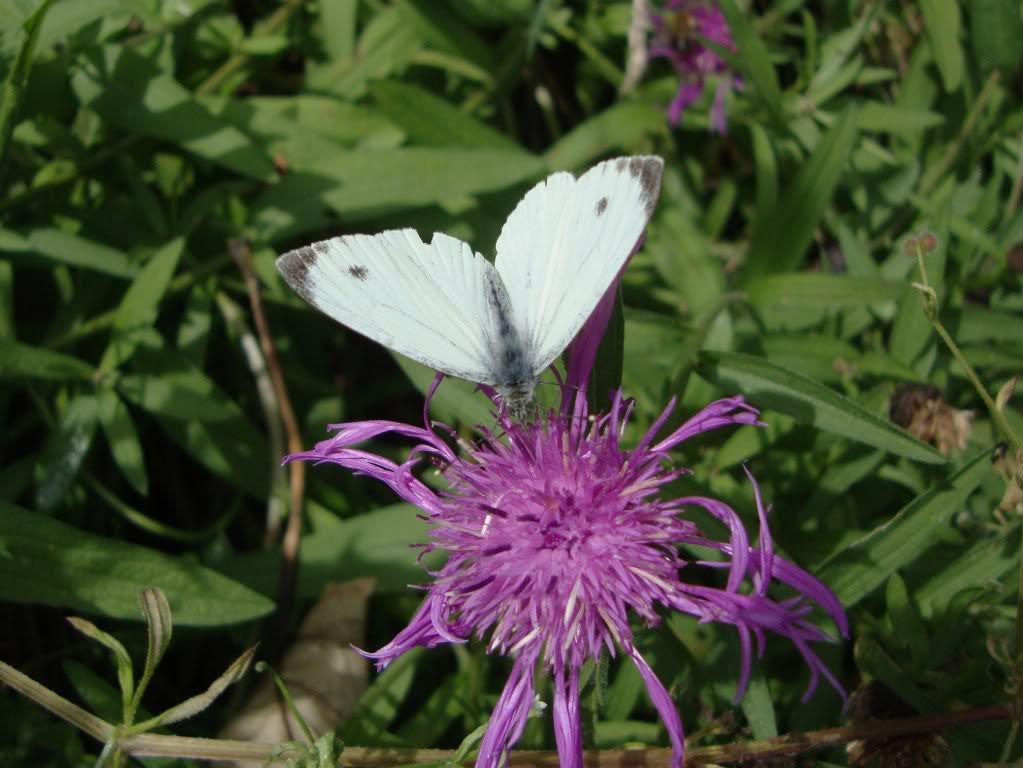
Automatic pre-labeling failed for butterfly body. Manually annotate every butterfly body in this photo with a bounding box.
[276,156,664,413]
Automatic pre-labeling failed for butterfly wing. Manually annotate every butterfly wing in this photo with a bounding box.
[494,155,664,376]
[276,229,517,385]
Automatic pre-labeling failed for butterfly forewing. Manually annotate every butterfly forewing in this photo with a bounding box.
[276,229,508,384]
[494,156,664,376]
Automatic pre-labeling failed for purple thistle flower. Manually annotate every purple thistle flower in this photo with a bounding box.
[286,385,847,768]
[649,0,742,131]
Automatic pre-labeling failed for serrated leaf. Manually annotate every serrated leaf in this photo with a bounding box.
[817,449,992,607]
[742,109,858,281]
[0,338,93,381]
[696,351,946,463]
[0,501,274,625]
[72,45,276,181]
[97,387,148,495]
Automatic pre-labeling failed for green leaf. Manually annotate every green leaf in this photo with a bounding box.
[320,0,358,60]
[855,103,944,134]
[817,449,992,607]
[0,0,55,181]
[695,351,946,464]
[747,273,904,307]
[341,648,421,745]
[138,587,173,686]
[919,0,964,91]
[97,387,148,495]
[740,670,778,739]
[914,523,1019,616]
[0,501,274,625]
[718,0,784,125]
[101,238,185,371]
[543,101,665,171]
[741,109,858,281]
[66,615,134,716]
[71,45,276,181]
[885,572,929,662]
[370,81,517,149]
[0,338,93,381]
[969,0,1023,74]
[252,148,545,241]
[35,392,99,512]
[28,228,135,278]
[944,307,1023,344]
[395,0,493,74]
[306,7,422,99]
[217,504,435,597]
[119,359,245,423]
[155,416,269,498]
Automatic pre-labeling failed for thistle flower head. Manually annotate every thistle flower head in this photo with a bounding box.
[649,0,741,131]
[287,382,847,768]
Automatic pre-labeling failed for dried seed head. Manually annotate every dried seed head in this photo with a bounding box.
[889,383,972,456]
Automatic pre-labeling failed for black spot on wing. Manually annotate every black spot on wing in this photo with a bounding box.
[276,245,318,304]
[627,156,665,216]
[595,196,608,217]
[348,265,369,281]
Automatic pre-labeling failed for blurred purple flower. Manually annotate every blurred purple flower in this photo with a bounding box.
[649,0,741,131]
[287,381,847,767]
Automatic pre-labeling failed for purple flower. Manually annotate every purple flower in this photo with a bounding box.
[286,385,847,768]
[650,0,741,131]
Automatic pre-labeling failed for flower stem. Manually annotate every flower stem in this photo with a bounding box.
[909,240,1023,651]
[2,657,1009,767]
[910,246,1020,452]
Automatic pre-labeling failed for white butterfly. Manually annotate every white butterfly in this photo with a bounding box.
[276,155,664,413]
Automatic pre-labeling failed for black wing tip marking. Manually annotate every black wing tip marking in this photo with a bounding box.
[276,246,317,300]
[595,196,609,216]
[612,155,664,215]
[629,156,664,216]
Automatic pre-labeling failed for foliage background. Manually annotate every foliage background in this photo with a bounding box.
[2,0,1023,764]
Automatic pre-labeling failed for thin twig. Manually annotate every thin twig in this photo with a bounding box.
[620,0,651,95]
[215,291,287,543]
[2,658,1009,766]
[228,239,306,653]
